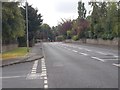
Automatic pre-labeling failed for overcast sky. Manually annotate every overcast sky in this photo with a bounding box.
[26,0,92,27]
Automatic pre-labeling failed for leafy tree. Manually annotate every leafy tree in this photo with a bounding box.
[18,3,43,46]
[102,2,118,40]
[78,1,86,19]
[77,1,89,39]
[51,26,59,41]
[89,2,100,38]
[40,24,54,41]
[57,19,72,38]
[2,2,25,44]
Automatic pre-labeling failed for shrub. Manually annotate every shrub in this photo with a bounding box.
[101,33,114,40]
[72,35,79,41]
[56,35,65,41]
[67,30,72,39]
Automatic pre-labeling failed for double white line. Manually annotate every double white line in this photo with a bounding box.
[41,58,48,89]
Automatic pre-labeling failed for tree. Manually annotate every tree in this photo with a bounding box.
[77,1,89,39]
[78,1,86,19]
[105,2,118,39]
[57,19,72,39]
[40,24,54,41]
[18,3,43,46]
[51,26,59,41]
[89,2,100,39]
[2,2,25,44]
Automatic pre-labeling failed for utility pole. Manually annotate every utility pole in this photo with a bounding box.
[26,1,29,52]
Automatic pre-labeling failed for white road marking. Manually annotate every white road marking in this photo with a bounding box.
[32,66,37,69]
[79,53,88,56]
[42,66,46,69]
[42,69,47,71]
[85,49,91,52]
[113,63,120,67]
[32,67,37,70]
[26,73,42,80]
[41,58,48,88]
[103,59,118,61]
[31,71,36,74]
[114,55,118,58]
[72,50,78,53]
[1,75,25,79]
[44,77,47,79]
[96,52,107,55]
[44,80,48,84]
[32,69,37,72]
[42,71,47,74]
[41,58,45,61]
[31,60,39,74]
[44,85,48,88]
[91,57,105,62]
[40,73,47,77]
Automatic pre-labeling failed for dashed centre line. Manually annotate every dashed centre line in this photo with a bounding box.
[114,55,118,58]
[84,49,91,52]
[112,63,120,67]
[72,50,78,53]
[96,52,107,55]
[79,53,88,56]
[91,57,105,62]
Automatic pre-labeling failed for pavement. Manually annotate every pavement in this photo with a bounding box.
[2,42,119,89]
[1,43,44,67]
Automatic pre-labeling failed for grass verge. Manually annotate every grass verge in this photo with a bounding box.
[2,47,29,60]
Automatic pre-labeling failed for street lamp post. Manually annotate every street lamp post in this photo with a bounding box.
[26,1,29,52]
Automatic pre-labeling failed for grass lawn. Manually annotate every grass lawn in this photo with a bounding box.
[2,47,29,60]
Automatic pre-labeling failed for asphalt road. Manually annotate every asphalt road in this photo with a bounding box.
[2,42,119,89]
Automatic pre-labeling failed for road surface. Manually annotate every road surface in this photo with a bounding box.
[2,42,119,88]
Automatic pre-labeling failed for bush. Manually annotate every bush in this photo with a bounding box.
[67,30,72,39]
[101,33,114,40]
[56,35,65,41]
[72,35,79,41]
[18,36,27,47]
[107,34,114,40]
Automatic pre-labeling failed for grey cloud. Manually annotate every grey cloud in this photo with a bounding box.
[55,1,78,14]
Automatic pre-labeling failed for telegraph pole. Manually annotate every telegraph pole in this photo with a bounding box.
[26,1,29,52]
